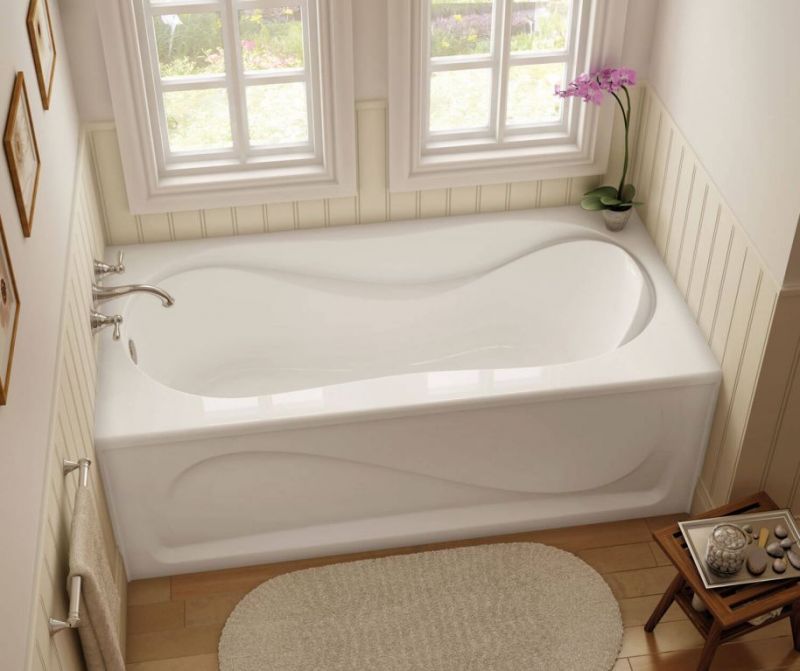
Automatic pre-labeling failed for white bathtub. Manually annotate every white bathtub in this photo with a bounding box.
[95,207,720,579]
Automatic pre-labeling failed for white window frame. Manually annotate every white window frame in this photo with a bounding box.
[97,0,356,214]
[388,0,629,192]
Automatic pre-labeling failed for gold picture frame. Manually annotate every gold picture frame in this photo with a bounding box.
[0,216,21,406]
[27,0,57,109]
[4,73,41,238]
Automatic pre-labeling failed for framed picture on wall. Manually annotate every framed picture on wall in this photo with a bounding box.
[27,0,57,109]
[0,217,21,406]
[4,73,41,238]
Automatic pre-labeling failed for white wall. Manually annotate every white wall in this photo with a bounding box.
[0,0,83,668]
[648,0,800,287]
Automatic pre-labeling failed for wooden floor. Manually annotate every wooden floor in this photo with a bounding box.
[125,513,800,671]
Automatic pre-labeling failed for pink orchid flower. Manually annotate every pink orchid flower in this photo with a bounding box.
[555,67,637,104]
[555,67,639,210]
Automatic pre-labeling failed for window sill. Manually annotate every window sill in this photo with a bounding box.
[130,163,356,214]
[390,137,612,192]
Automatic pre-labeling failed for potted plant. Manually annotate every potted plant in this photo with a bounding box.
[555,67,640,231]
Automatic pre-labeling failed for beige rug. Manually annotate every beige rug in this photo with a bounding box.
[219,543,623,671]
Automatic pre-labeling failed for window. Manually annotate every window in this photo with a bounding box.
[388,0,628,191]
[98,0,356,213]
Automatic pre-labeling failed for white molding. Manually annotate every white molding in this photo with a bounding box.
[95,0,357,214]
[387,0,629,192]
[355,99,389,111]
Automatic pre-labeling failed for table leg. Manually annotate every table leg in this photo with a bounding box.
[696,621,722,671]
[645,573,685,632]
[791,600,800,652]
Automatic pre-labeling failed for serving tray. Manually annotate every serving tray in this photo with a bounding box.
[679,510,800,589]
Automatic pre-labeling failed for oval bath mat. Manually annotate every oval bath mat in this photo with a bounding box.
[219,543,623,671]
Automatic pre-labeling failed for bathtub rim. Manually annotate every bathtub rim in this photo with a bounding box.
[95,369,720,450]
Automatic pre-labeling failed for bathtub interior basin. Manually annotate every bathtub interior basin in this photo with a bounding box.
[127,236,653,397]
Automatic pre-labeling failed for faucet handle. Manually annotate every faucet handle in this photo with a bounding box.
[94,251,125,281]
[91,311,123,340]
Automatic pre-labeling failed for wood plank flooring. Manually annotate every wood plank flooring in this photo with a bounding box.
[126,514,800,670]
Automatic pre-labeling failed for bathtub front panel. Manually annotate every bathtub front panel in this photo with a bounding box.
[101,382,718,578]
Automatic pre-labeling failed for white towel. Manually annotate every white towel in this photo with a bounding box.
[68,485,125,671]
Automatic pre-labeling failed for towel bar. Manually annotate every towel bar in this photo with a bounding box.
[49,458,91,635]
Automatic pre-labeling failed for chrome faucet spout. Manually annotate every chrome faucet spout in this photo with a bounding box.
[92,283,175,307]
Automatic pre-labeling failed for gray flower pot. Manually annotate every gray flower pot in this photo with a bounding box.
[602,208,633,232]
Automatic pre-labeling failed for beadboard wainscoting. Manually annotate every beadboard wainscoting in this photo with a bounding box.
[26,137,126,671]
[87,101,606,245]
[628,86,800,514]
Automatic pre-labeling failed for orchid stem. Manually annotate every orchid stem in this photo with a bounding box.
[609,88,630,201]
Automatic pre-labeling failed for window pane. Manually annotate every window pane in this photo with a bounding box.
[163,88,232,152]
[246,83,308,146]
[430,68,491,132]
[506,63,565,125]
[154,13,225,77]
[430,0,494,57]
[511,0,570,53]
[239,7,304,73]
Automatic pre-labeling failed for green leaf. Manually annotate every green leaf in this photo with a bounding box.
[621,184,636,202]
[600,195,623,206]
[580,195,606,211]
[584,186,618,199]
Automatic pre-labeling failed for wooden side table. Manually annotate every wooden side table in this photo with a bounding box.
[646,492,800,671]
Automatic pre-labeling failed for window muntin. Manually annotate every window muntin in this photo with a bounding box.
[137,0,322,175]
[422,0,576,151]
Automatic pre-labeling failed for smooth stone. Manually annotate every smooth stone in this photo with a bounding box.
[766,541,785,558]
[775,524,788,539]
[773,558,787,574]
[781,537,794,549]
[747,548,768,576]
[788,551,800,570]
